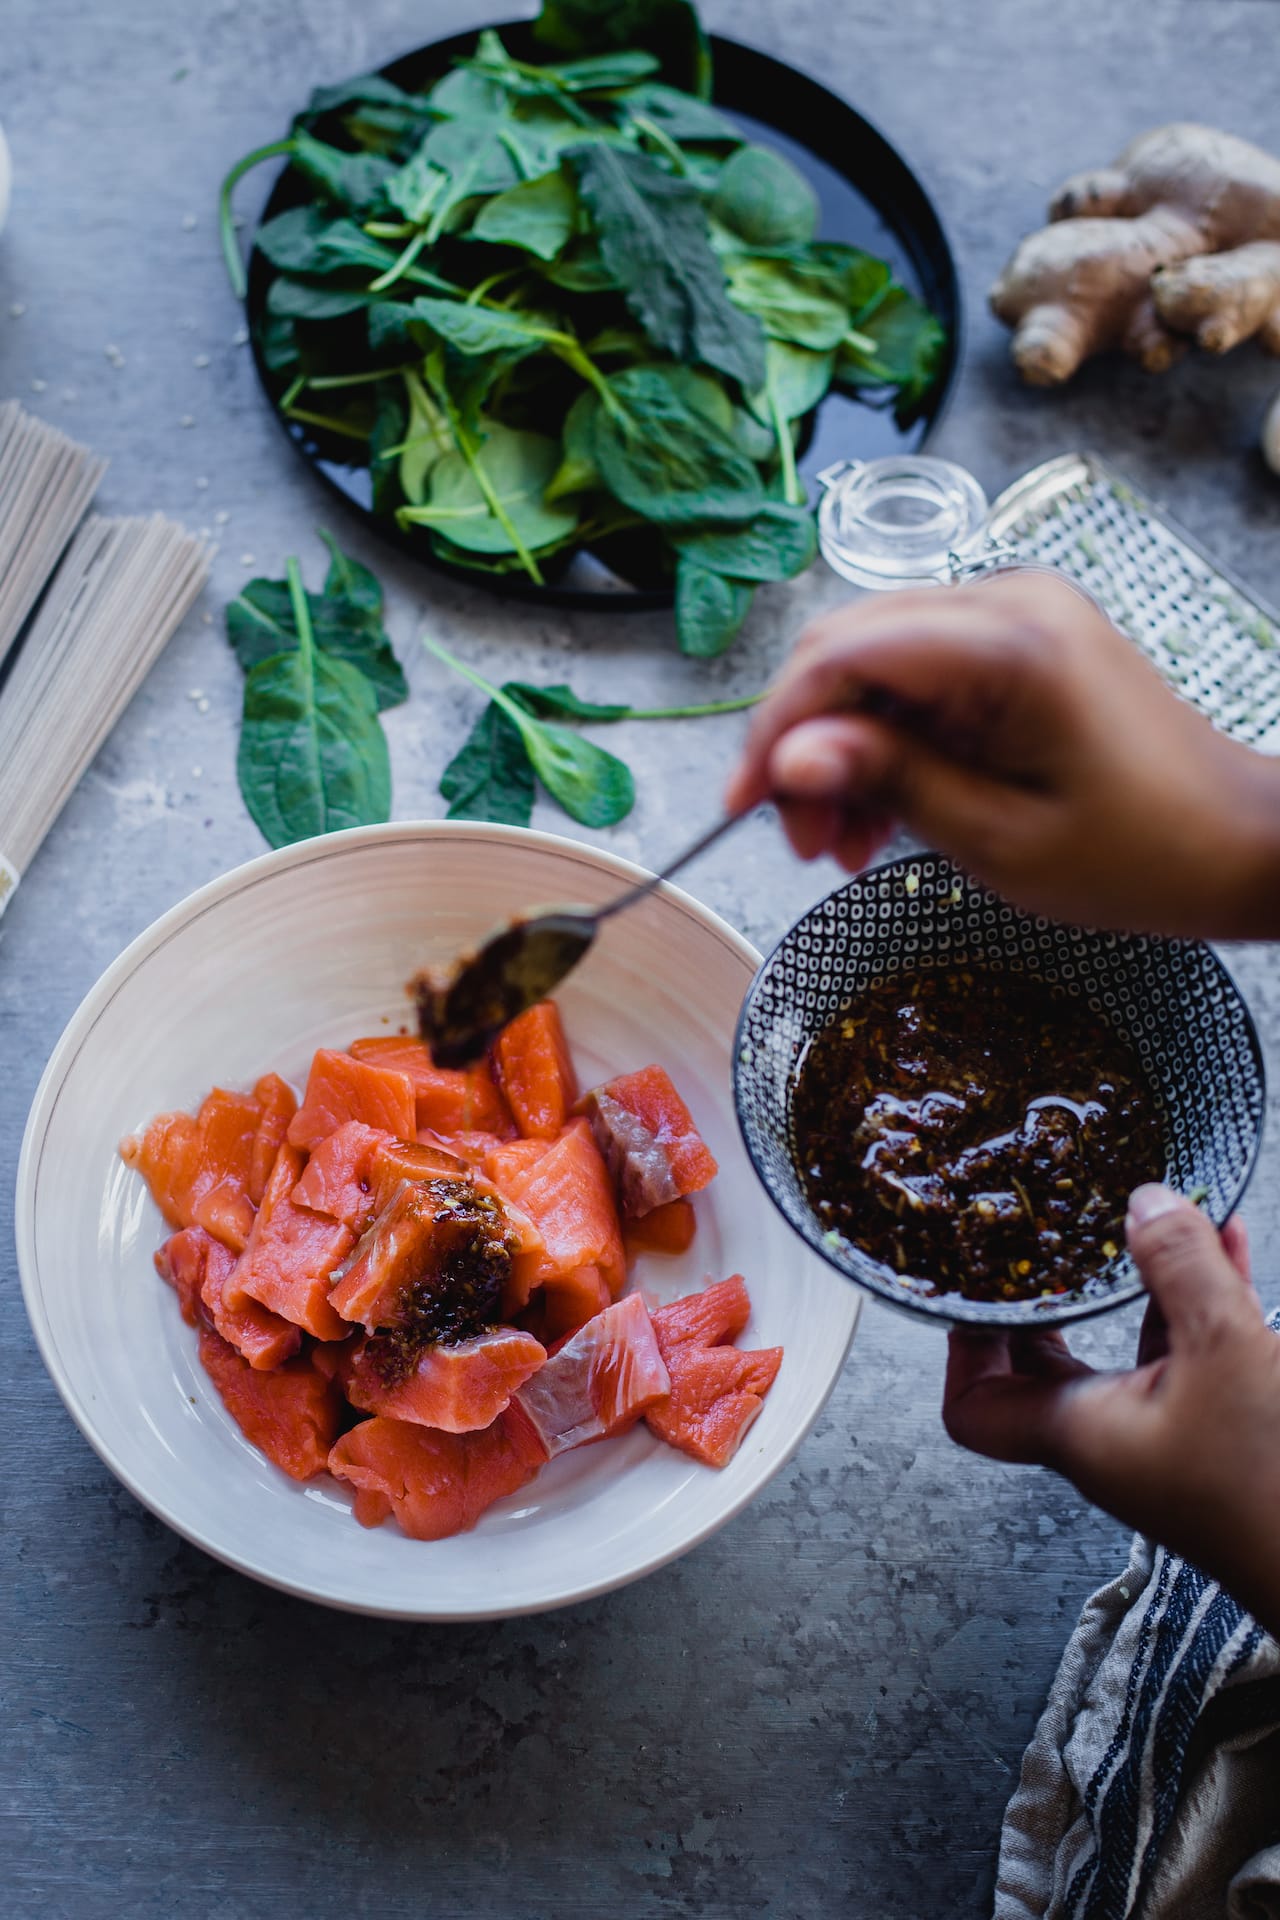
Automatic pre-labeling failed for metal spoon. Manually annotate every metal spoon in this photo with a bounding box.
[412,813,747,1067]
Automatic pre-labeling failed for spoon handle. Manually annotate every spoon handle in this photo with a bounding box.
[593,811,748,924]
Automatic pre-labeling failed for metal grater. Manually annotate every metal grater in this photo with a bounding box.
[984,453,1280,753]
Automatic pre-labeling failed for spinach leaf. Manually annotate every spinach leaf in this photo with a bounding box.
[238,559,392,849]
[674,503,817,581]
[541,236,620,292]
[675,556,754,657]
[400,294,555,358]
[506,682,630,722]
[746,340,835,426]
[711,145,818,250]
[440,701,535,825]
[470,168,579,259]
[419,113,529,238]
[591,367,765,524]
[290,130,395,213]
[726,256,850,350]
[385,149,447,224]
[226,534,408,711]
[256,208,407,281]
[807,241,893,320]
[836,283,947,418]
[619,82,741,145]
[569,145,764,388]
[398,368,454,504]
[546,389,603,500]
[302,73,432,124]
[257,312,299,375]
[535,0,712,99]
[399,424,578,558]
[427,640,635,827]
[266,278,378,321]
[370,378,408,516]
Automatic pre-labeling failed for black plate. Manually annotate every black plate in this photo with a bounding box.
[246,24,962,609]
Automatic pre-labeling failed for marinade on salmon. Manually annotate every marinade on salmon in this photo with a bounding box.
[123,999,781,1541]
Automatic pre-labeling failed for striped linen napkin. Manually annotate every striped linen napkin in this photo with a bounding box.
[995,1319,1280,1920]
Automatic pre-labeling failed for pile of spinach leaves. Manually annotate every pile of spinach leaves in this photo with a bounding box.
[220,0,945,656]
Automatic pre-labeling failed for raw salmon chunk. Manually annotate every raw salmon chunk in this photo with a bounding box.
[157,1227,301,1371]
[580,1065,718,1218]
[496,1002,578,1140]
[625,1198,697,1259]
[343,1327,546,1432]
[227,1142,353,1341]
[123,1087,261,1253]
[645,1277,782,1468]
[197,1326,342,1480]
[420,1128,510,1170]
[348,1035,513,1137]
[287,1048,416,1152]
[188,1088,261,1250]
[249,1073,297,1205]
[372,1137,467,1211]
[121,1110,201,1231]
[651,1275,751,1350]
[329,1407,547,1539]
[540,1264,612,1342]
[328,1176,510,1334]
[515,1291,670,1457]
[495,1119,625,1298]
[292,1121,393,1233]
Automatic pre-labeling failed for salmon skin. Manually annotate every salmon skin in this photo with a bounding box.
[578,1065,718,1219]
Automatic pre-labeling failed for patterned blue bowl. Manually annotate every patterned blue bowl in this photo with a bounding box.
[733,853,1265,1328]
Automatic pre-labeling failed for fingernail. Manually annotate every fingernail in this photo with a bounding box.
[1127,1183,1183,1227]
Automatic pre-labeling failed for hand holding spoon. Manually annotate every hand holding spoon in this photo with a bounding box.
[413,813,748,1066]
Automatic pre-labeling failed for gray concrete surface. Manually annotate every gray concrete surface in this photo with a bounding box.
[2,2,1279,1914]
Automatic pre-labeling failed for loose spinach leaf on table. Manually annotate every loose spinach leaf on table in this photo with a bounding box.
[431,647,764,826]
[569,145,765,389]
[226,531,408,711]
[427,640,635,828]
[440,700,536,825]
[237,559,392,848]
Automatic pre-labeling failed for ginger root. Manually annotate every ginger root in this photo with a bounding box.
[990,123,1280,386]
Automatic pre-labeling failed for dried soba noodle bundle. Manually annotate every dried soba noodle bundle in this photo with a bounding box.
[0,400,106,667]
[0,514,209,915]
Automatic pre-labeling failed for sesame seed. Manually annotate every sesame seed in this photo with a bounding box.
[181,212,197,231]
[9,302,26,318]
[179,414,195,428]
[193,353,210,369]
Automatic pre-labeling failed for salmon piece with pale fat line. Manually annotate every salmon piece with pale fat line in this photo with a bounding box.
[342,1326,546,1432]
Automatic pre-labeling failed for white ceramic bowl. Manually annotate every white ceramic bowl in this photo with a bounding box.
[16,823,860,1618]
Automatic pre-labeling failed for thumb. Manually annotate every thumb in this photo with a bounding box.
[768,713,1040,870]
[1124,1185,1260,1348]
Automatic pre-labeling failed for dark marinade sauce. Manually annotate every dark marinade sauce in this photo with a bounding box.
[792,967,1165,1302]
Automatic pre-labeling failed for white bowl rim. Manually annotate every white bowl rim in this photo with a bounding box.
[16,820,861,1618]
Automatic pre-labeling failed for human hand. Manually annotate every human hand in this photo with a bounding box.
[728,573,1280,937]
[942,1185,1280,1636]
